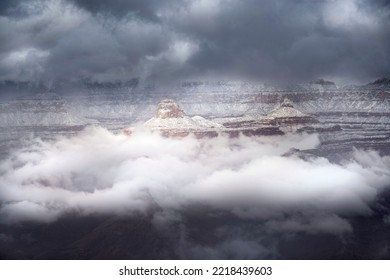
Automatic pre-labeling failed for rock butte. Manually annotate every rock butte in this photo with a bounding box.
[122,98,321,138]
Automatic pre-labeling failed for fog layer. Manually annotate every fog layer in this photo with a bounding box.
[1,127,389,236]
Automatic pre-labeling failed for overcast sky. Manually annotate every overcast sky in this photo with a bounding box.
[0,0,389,85]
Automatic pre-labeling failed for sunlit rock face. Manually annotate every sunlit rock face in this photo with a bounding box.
[156,99,184,119]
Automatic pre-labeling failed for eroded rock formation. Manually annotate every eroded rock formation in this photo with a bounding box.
[123,98,319,138]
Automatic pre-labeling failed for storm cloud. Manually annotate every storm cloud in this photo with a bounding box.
[0,0,389,84]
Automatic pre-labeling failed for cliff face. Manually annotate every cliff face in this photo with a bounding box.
[0,94,88,128]
[155,99,185,119]
[125,98,320,138]
[369,78,390,86]
[102,88,389,162]
[144,100,222,132]
[262,98,317,125]
[309,79,337,90]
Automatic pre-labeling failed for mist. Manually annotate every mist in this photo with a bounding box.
[0,126,389,240]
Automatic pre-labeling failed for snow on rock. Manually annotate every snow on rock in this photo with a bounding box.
[144,116,203,130]
[125,98,318,137]
[191,116,223,128]
[156,99,184,119]
[260,98,317,129]
[0,99,89,127]
[144,100,222,130]
[267,98,309,118]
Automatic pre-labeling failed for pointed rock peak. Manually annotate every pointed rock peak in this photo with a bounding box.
[156,99,185,119]
[280,98,294,108]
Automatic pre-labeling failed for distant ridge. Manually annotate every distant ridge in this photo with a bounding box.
[310,78,336,86]
[369,78,390,86]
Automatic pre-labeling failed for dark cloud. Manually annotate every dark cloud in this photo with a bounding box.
[0,0,389,84]
[69,0,161,21]
[172,0,390,82]
[0,0,23,15]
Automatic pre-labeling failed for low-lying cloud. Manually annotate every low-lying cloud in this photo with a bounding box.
[0,126,389,237]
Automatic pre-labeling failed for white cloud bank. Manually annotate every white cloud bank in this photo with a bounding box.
[0,126,389,236]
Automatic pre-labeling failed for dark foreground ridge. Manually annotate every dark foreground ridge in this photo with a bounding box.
[2,194,390,260]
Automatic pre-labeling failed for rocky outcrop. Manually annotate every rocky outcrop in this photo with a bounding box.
[311,79,336,87]
[132,100,224,138]
[215,98,318,134]
[370,78,390,86]
[263,98,317,125]
[144,100,222,131]
[309,79,337,90]
[366,78,390,89]
[155,99,184,119]
[122,98,320,138]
